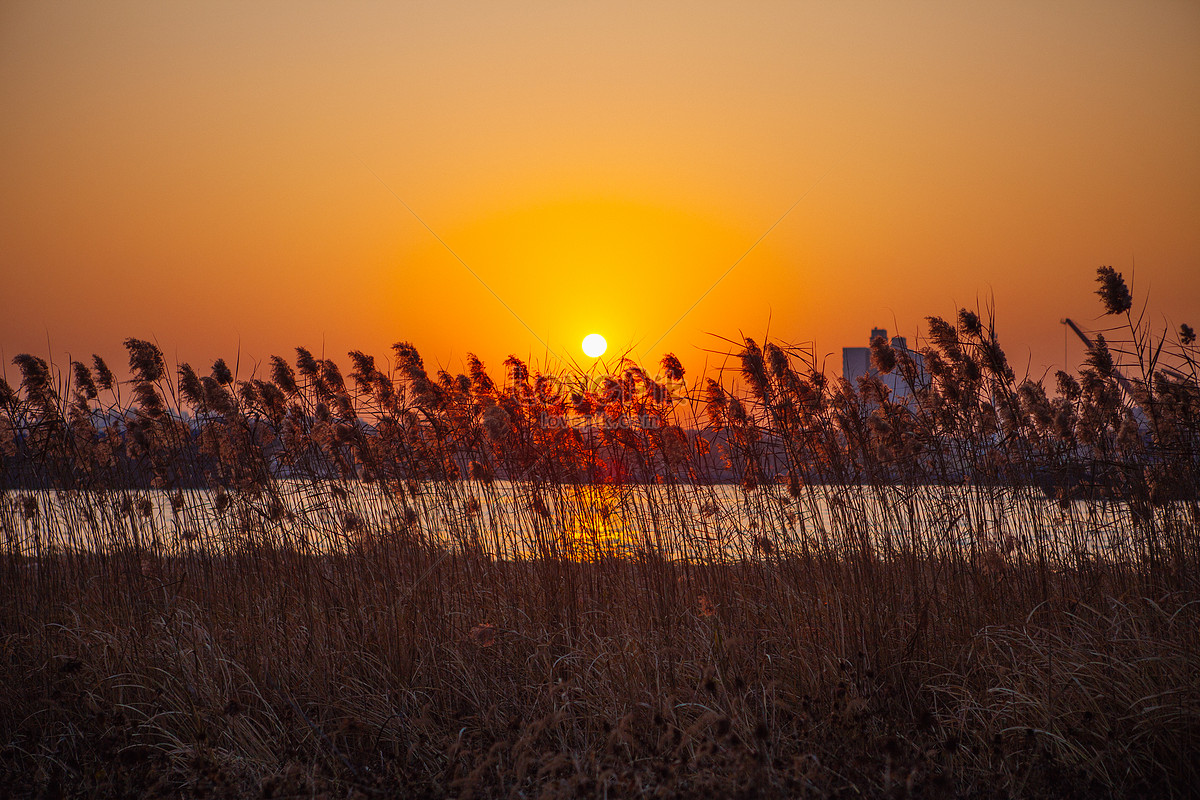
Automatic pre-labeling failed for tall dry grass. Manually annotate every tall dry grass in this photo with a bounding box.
[1,268,1197,797]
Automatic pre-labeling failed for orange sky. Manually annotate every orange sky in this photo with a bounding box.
[2,1,1198,388]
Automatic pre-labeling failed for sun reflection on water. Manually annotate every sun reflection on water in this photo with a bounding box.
[557,484,634,561]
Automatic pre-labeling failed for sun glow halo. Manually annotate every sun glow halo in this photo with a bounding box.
[582,333,607,358]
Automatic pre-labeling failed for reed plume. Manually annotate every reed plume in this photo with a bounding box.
[1096,265,1133,315]
[70,361,98,400]
[123,338,166,383]
[90,354,115,391]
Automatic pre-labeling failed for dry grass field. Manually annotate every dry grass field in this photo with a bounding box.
[2,269,1197,797]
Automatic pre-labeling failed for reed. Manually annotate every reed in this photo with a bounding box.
[0,269,1197,797]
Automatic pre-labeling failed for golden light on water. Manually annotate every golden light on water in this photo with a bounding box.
[582,333,607,358]
[559,484,632,561]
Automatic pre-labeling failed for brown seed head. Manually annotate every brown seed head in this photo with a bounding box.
[1095,266,1132,315]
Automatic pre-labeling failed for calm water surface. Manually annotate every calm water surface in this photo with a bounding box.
[0,479,1169,563]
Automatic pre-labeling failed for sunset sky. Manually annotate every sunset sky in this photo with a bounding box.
[2,1,1197,387]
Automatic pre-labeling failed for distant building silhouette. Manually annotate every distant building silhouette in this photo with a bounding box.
[842,328,928,401]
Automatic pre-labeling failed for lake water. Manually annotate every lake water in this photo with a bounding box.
[0,479,1176,564]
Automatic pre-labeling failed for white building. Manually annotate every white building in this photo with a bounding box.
[842,328,928,401]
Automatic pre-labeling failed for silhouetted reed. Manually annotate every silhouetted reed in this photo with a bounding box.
[0,269,1197,797]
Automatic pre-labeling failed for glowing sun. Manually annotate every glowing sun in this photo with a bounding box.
[582,333,607,358]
